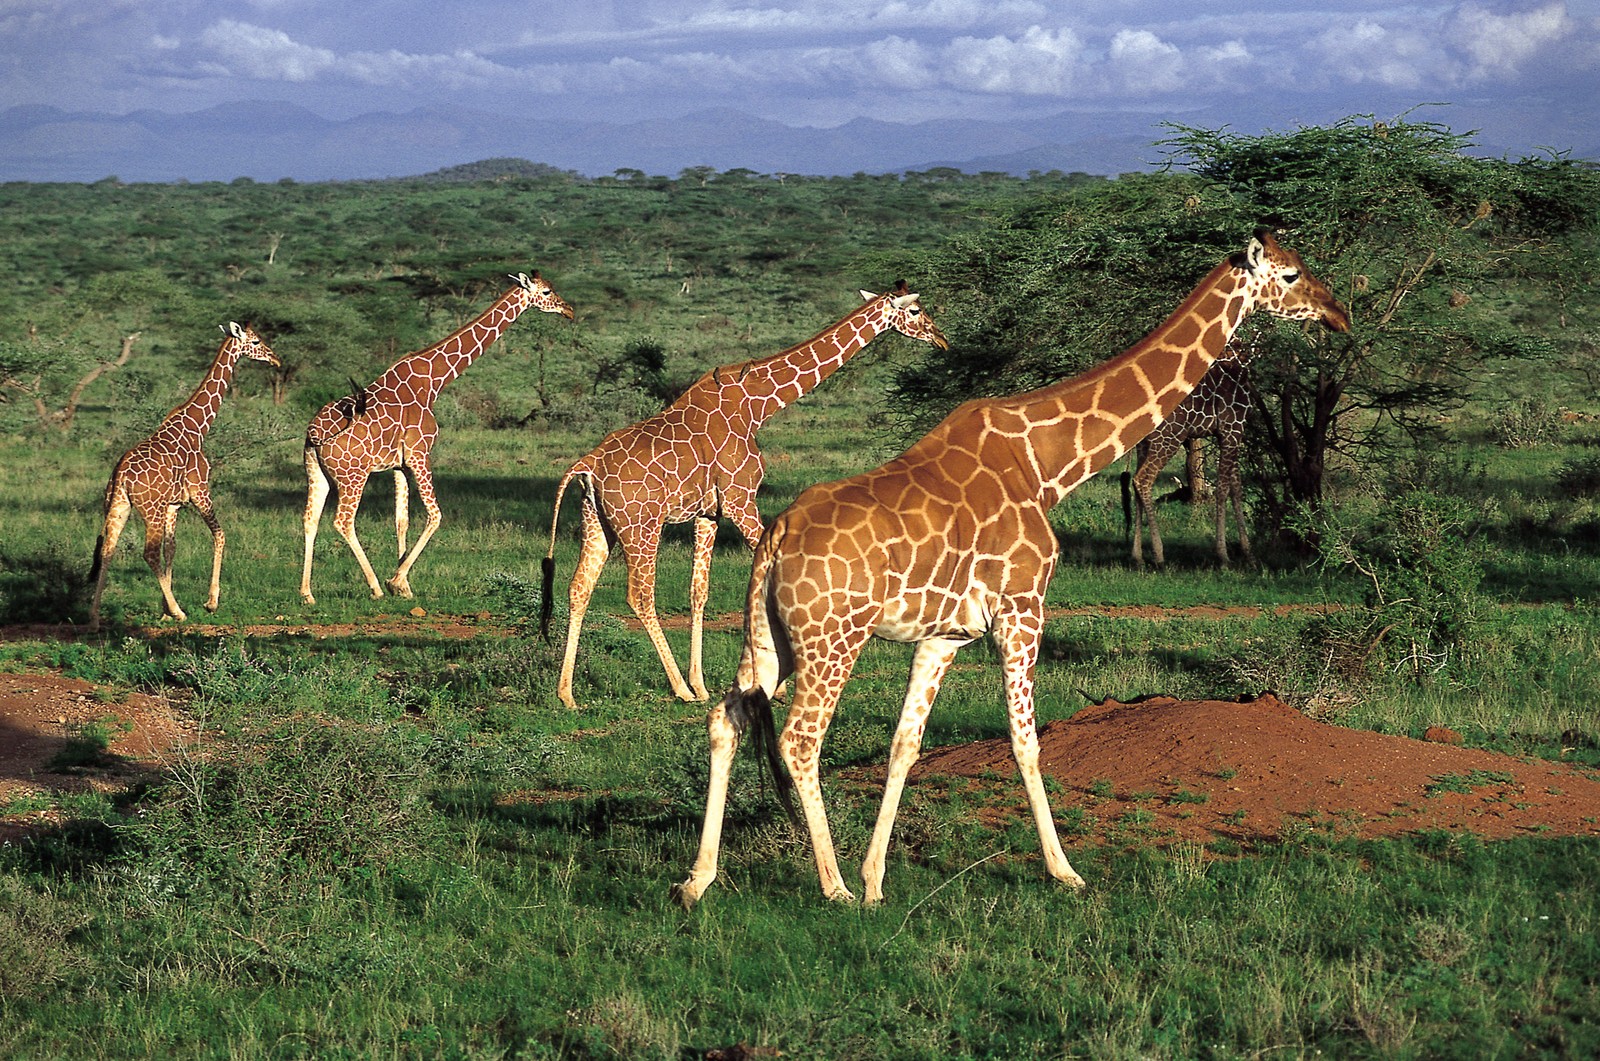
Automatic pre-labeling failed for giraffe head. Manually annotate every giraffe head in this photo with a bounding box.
[511,270,576,320]
[221,321,280,367]
[859,280,950,350]
[1233,228,1350,333]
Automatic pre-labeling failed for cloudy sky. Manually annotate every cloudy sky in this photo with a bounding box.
[2,0,1597,152]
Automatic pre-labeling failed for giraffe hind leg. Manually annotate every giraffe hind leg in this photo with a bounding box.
[88,486,132,631]
[387,461,437,598]
[300,446,331,605]
[556,492,611,709]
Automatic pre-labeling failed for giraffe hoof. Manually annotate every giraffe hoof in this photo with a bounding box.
[301,594,317,606]
[669,881,701,911]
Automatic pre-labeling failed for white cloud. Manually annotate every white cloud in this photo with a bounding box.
[859,35,938,90]
[1106,29,1184,95]
[198,20,335,83]
[944,26,1087,94]
[1310,18,1440,90]
[1444,1,1574,81]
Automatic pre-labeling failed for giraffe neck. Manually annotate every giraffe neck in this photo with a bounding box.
[726,299,890,426]
[995,259,1252,507]
[159,339,245,441]
[391,285,534,408]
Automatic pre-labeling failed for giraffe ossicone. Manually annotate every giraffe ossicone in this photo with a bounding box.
[300,270,573,605]
[87,323,280,631]
[675,229,1350,908]
[542,283,949,710]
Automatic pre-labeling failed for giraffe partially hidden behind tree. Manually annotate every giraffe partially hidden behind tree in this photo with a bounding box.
[300,272,573,605]
[1123,340,1259,568]
[676,230,1350,908]
[88,323,279,632]
[542,283,949,710]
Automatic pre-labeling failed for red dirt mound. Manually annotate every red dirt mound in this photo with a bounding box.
[909,693,1600,848]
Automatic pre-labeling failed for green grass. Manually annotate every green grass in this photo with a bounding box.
[2,173,1600,1058]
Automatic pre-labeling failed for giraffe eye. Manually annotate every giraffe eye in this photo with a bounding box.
[1283,271,1300,285]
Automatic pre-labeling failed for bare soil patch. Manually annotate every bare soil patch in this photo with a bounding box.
[0,671,197,842]
[906,693,1600,849]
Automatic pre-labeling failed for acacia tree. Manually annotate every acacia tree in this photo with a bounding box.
[887,114,1599,538]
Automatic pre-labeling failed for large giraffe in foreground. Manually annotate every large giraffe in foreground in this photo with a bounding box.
[677,230,1350,907]
[542,284,948,710]
[1125,342,1258,567]
[301,272,573,604]
[88,323,279,631]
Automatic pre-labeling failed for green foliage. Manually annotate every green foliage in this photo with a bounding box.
[0,544,89,625]
[0,878,89,1003]
[1307,487,1490,682]
[888,113,1600,553]
[0,159,1597,1059]
[126,715,436,907]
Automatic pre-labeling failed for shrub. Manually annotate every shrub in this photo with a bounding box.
[1309,488,1489,682]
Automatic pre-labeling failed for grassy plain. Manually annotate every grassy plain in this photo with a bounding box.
[1,170,1599,1058]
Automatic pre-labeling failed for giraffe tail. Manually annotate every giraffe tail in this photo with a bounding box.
[88,534,105,585]
[722,685,798,826]
[1120,469,1134,546]
[541,465,583,641]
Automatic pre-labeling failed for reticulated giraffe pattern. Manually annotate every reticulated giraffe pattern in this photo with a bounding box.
[88,322,280,631]
[300,272,573,605]
[1127,342,1258,567]
[676,229,1351,907]
[542,284,949,710]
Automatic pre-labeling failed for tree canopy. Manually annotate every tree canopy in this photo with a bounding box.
[886,114,1600,529]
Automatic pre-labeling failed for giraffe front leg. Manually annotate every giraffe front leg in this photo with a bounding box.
[193,491,225,613]
[1217,441,1252,565]
[301,447,331,605]
[674,694,744,909]
[388,461,439,598]
[557,494,610,710]
[861,637,962,904]
[686,516,717,701]
[994,610,1085,891]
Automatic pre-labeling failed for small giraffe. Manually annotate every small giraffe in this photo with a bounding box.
[676,229,1350,906]
[87,323,279,631]
[301,272,573,604]
[1126,342,1257,567]
[542,283,948,710]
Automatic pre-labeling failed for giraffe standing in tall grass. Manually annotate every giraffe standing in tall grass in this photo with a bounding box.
[676,230,1350,907]
[543,284,948,709]
[88,323,279,630]
[300,272,573,604]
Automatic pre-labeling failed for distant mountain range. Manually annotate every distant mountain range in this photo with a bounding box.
[1,98,1589,185]
[0,101,1186,183]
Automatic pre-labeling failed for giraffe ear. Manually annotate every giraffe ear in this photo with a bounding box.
[225,321,245,338]
[859,289,879,302]
[1242,233,1269,273]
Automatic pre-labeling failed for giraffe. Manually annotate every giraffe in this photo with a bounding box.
[676,229,1350,907]
[87,323,279,632]
[300,272,573,605]
[542,283,949,710]
[1125,341,1258,567]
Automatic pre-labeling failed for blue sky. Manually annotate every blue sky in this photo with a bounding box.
[2,1,1597,153]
